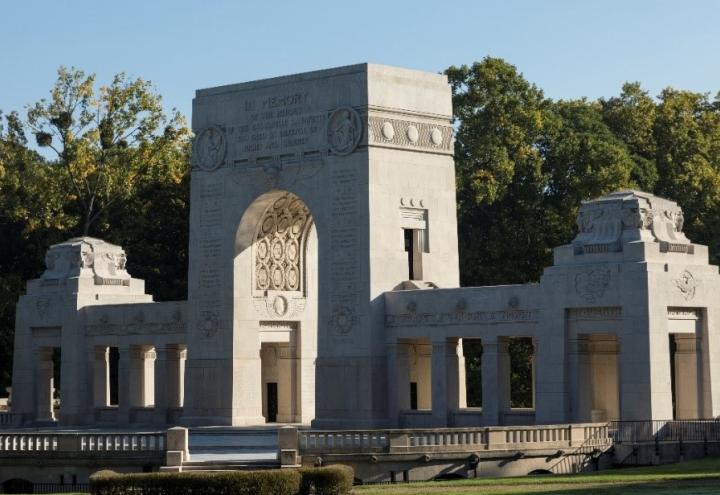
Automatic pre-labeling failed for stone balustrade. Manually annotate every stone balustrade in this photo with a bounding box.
[293,423,609,460]
[0,413,17,428]
[0,431,165,456]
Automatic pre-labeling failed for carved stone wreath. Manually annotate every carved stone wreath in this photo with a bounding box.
[255,193,312,292]
[193,125,227,171]
[327,107,362,156]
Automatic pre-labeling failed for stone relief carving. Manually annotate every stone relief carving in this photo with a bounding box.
[668,308,699,319]
[674,270,698,301]
[368,116,452,152]
[254,193,313,292]
[572,190,692,255]
[567,307,622,320]
[386,309,538,327]
[329,305,356,335]
[36,296,51,319]
[327,107,362,156]
[253,296,307,320]
[199,310,220,338]
[193,125,227,171]
[41,238,131,286]
[575,269,611,303]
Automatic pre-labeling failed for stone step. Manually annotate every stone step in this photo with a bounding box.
[180,460,281,471]
[187,427,281,463]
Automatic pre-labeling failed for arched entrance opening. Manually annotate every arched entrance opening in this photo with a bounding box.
[234,190,318,424]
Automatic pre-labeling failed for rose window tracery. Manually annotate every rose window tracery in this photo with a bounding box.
[255,193,312,292]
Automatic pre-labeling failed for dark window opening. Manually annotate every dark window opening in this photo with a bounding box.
[410,382,418,410]
[109,347,119,406]
[463,339,483,407]
[403,228,424,280]
[266,382,278,423]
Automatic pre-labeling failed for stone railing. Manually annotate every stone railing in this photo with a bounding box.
[0,431,166,456]
[0,412,17,427]
[286,423,610,464]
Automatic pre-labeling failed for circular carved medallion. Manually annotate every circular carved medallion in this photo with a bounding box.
[272,295,289,317]
[193,126,226,171]
[381,122,395,140]
[327,107,362,156]
[330,305,356,335]
[406,125,419,143]
[200,311,220,338]
[285,265,300,290]
[430,128,443,146]
[256,265,270,290]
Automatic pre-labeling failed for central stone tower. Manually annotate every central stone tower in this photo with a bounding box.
[183,64,459,427]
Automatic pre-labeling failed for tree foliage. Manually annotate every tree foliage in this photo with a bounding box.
[26,67,189,236]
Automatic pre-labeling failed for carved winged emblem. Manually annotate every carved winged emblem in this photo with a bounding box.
[575,269,611,303]
[674,270,698,301]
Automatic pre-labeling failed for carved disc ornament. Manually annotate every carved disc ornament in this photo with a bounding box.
[193,125,227,171]
[255,193,313,292]
[327,107,362,156]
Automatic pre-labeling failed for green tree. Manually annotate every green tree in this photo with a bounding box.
[653,89,720,263]
[600,82,659,190]
[446,58,634,287]
[27,66,189,236]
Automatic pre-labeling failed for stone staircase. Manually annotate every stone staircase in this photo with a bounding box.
[180,427,281,471]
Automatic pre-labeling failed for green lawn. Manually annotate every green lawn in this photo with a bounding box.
[354,458,720,495]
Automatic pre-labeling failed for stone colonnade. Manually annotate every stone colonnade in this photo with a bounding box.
[388,336,535,427]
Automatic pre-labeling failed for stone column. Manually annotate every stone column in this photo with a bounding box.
[35,348,55,422]
[166,344,187,409]
[457,339,467,409]
[277,344,294,423]
[143,347,156,407]
[431,339,449,426]
[387,342,411,426]
[129,347,144,408]
[481,338,500,425]
[674,334,700,419]
[129,346,155,408]
[446,338,461,416]
[117,347,130,423]
[568,338,591,422]
[93,346,110,408]
[498,338,511,417]
[154,345,168,424]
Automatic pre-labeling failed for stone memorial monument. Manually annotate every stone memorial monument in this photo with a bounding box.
[7,64,720,429]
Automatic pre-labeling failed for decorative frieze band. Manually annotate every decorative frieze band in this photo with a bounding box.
[385,309,538,328]
[368,116,452,154]
[566,307,622,320]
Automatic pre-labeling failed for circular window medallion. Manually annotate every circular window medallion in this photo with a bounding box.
[193,126,226,171]
[327,107,362,156]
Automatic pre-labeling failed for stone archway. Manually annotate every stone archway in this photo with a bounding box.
[234,190,318,424]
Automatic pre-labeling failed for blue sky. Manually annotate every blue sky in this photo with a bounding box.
[1,0,719,123]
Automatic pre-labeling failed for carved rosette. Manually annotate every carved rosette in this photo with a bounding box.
[193,125,227,171]
[254,193,313,292]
